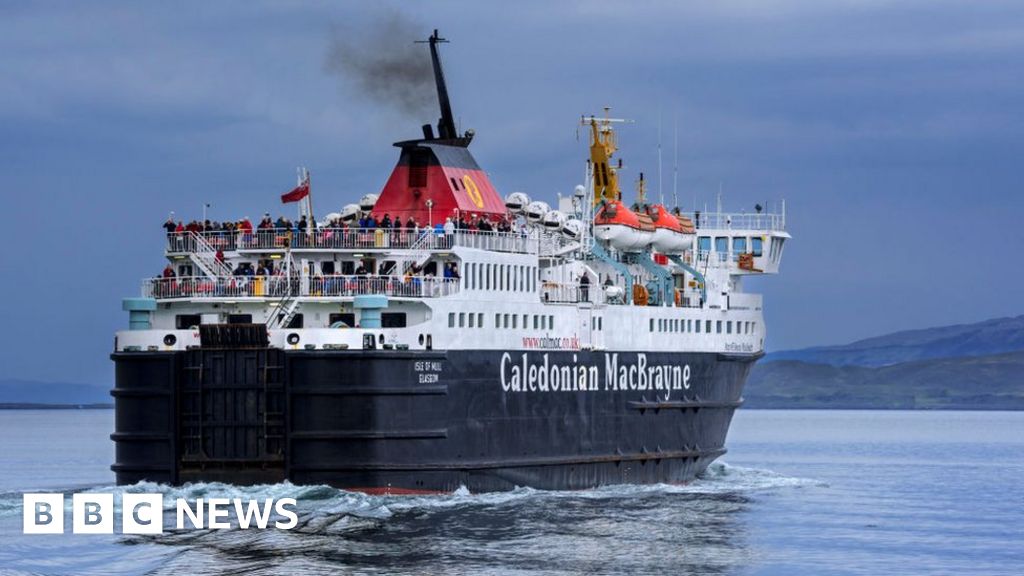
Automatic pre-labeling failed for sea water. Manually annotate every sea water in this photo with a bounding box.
[0,409,1021,575]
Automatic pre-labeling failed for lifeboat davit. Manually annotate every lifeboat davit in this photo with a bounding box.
[593,200,654,251]
[647,204,694,253]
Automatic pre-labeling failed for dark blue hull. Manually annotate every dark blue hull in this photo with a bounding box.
[111,348,758,492]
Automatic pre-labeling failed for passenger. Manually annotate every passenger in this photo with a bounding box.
[163,217,176,234]
[381,214,392,229]
[162,264,176,278]
[579,274,591,302]
[443,217,455,239]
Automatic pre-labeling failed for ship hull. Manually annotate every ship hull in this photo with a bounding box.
[111,348,758,493]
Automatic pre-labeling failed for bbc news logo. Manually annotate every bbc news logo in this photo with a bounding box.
[23,493,298,534]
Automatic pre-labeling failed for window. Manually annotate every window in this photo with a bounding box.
[695,319,701,333]
[286,314,304,329]
[469,313,475,328]
[716,320,722,334]
[176,314,201,329]
[549,315,554,329]
[512,314,518,329]
[706,320,711,333]
[733,237,747,254]
[650,319,655,332]
[448,313,455,328]
[533,315,539,330]
[330,313,356,328]
[485,264,491,290]
[698,236,711,253]
[495,313,501,328]
[715,237,729,254]
[382,313,406,328]
[504,313,510,328]
[459,313,465,328]
[751,237,763,257]
[726,321,732,334]
[228,314,252,324]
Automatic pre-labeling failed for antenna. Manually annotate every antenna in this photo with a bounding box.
[673,112,678,210]
[658,107,664,205]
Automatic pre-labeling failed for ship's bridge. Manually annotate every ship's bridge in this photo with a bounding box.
[681,210,790,276]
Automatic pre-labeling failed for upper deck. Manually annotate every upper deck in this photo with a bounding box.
[166,227,540,255]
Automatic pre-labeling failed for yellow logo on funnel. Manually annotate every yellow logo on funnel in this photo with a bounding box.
[462,174,484,209]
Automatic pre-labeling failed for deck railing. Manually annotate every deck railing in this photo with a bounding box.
[144,275,460,300]
[165,228,536,254]
[682,211,786,231]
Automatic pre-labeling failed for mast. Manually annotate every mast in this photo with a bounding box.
[582,108,630,206]
[428,29,457,141]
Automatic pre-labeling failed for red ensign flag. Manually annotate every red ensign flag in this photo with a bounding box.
[281,182,310,203]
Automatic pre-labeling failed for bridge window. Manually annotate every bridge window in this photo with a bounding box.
[715,237,729,254]
[733,237,747,254]
[698,236,711,253]
[751,237,763,257]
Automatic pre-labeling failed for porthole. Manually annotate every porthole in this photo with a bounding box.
[163,334,177,346]
[287,333,300,345]
[418,334,425,345]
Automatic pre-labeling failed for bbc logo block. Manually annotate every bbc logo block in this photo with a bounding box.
[23,493,298,534]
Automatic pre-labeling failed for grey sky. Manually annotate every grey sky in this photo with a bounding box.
[2,1,1022,385]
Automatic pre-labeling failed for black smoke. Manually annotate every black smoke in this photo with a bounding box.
[324,13,434,118]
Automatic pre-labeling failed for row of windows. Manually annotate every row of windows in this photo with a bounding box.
[697,236,764,257]
[449,312,556,330]
[465,262,537,293]
[650,318,757,336]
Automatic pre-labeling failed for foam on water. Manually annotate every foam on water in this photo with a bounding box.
[0,461,820,525]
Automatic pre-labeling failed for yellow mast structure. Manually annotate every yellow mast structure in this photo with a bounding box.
[582,108,630,206]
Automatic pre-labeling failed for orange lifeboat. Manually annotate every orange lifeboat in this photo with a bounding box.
[593,200,654,252]
[646,204,694,253]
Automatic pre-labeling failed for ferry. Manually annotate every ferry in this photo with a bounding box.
[111,31,789,493]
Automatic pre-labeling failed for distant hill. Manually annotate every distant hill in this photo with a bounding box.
[766,315,1024,367]
[746,351,1024,410]
[0,379,110,405]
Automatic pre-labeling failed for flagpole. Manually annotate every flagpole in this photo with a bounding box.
[305,168,314,237]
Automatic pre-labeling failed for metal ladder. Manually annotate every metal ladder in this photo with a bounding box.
[188,232,232,279]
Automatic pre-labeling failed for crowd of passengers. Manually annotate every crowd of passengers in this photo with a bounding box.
[162,212,519,236]
[155,259,460,299]
[160,259,459,279]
